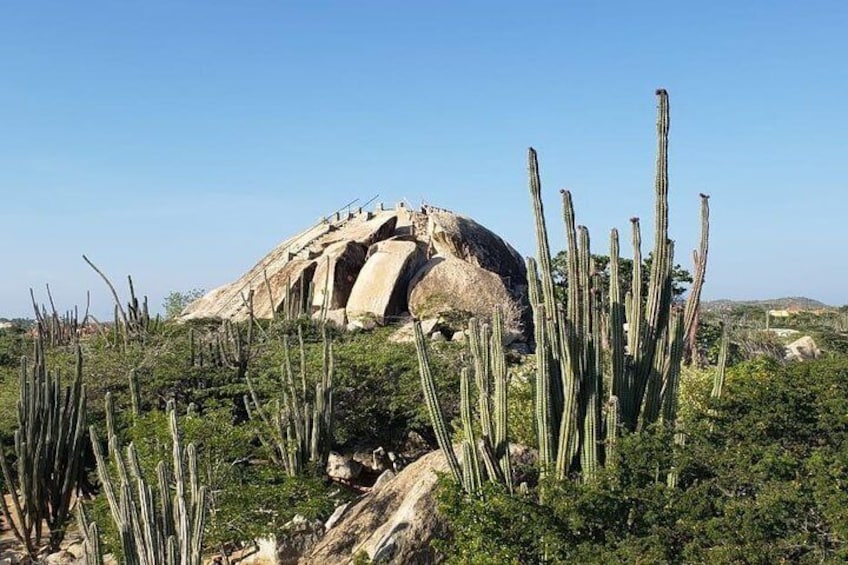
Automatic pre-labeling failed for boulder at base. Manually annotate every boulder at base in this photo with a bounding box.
[301,449,452,564]
[408,256,521,332]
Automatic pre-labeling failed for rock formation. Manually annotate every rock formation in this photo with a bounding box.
[300,448,451,564]
[180,203,528,335]
[785,335,821,361]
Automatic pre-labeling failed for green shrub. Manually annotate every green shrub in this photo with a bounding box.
[439,355,848,563]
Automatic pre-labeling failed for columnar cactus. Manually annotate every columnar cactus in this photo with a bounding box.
[245,324,335,476]
[77,507,104,565]
[414,311,512,493]
[527,89,710,481]
[89,398,207,565]
[0,341,87,557]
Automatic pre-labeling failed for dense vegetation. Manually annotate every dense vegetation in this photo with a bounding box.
[438,354,848,563]
[0,317,467,560]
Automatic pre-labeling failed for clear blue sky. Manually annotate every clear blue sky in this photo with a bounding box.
[1,1,846,318]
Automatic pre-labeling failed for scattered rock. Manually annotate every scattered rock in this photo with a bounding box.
[44,552,76,565]
[347,317,377,331]
[388,318,439,343]
[276,515,325,565]
[387,451,407,473]
[224,537,277,564]
[312,307,347,328]
[326,452,363,481]
[785,335,821,361]
[325,502,351,531]
[451,330,467,343]
[371,447,391,472]
[351,448,389,473]
[431,332,446,342]
[400,431,431,458]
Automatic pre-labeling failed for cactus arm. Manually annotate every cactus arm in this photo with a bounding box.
[683,194,711,361]
[414,321,463,483]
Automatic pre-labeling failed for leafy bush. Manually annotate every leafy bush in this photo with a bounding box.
[439,355,848,563]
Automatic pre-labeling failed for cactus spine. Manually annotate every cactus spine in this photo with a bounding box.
[245,325,334,476]
[0,341,87,557]
[89,398,207,565]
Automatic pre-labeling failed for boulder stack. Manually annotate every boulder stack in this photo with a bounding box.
[180,203,528,336]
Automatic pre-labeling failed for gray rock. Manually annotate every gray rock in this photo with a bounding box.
[372,446,390,472]
[311,241,368,310]
[312,307,346,328]
[785,335,821,361]
[401,431,430,458]
[179,205,530,331]
[326,452,363,481]
[324,502,351,531]
[276,515,325,565]
[301,449,454,564]
[423,205,527,293]
[44,552,77,565]
[371,469,396,493]
[346,317,377,331]
[408,256,523,335]
[388,318,438,343]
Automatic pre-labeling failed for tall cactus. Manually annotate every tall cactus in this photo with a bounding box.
[89,397,207,565]
[414,313,512,493]
[0,340,87,557]
[245,324,334,476]
[415,90,709,488]
[526,89,709,480]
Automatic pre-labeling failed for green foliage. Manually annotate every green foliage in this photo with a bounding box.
[440,355,848,563]
[251,325,464,449]
[0,326,26,368]
[551,251,693,303]
[162,289,205,320]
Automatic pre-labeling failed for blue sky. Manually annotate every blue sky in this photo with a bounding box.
[1,1,846,317]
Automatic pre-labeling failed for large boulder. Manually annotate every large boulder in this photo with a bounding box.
[300,449,452,564]
[408,256,522,333]
[251,259,317,319]
[311,241,368,310]
[346,240,426,324]
[424,206,526,294]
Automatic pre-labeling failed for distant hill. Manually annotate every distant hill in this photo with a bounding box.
[702,297,831,313]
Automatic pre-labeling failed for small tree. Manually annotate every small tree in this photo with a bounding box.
[163,289,205,320]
